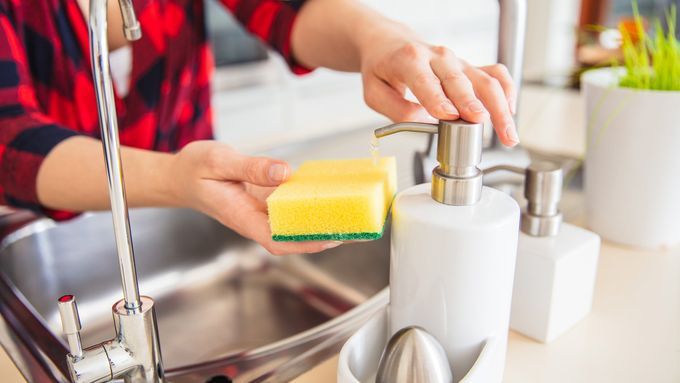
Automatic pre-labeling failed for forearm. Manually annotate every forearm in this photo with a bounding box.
[36,136,177,212]
[291,0,415,71]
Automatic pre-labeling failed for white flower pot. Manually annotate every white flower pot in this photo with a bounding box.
[582,68,680,250]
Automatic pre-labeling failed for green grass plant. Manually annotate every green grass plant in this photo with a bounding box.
[618,3,680,91]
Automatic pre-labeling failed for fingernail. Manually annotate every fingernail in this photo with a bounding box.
[269,164,288,182]
[467,100,485,114]
[440,101,459,116]
[505,122,520,146]
[323,241,343,250]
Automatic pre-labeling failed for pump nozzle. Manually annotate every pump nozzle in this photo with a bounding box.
[375,119,485,206]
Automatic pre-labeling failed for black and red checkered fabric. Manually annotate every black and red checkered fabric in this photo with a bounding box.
[0,0,308,219]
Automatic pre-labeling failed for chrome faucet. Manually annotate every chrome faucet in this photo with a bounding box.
[56,1,165,382]
[416,0,528,184]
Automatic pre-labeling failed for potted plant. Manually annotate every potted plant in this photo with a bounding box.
[582,4,680,250]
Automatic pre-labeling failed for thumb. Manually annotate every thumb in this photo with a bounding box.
[228,154,290,186]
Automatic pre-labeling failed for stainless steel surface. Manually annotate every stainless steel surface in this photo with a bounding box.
[90,0,141,311]
[374,122,439,138]
[483,164,525,176]
[83,1,164,382]
[521,161,563,237]
[490,0,527,149]
[376,120,484,206]
[520,212,562,237]
[484,161,564,237]
[376,326,452,383]
[57,296,84,359]
[436,121,483,176]
[61,298,164,383]
[0,126,424,382]
[525,162,562,217]
[105,297,164,382]
[432,120,484,205]
[498,0,527,113]
[68,345,111,383]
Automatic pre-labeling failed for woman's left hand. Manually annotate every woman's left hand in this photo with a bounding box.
[358,27,519,147]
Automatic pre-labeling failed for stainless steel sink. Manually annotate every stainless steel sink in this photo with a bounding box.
[0,126,428,382]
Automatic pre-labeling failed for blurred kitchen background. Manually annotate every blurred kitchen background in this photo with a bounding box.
[205,0,679,153]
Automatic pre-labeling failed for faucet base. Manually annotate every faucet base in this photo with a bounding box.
[109,296,165,382]
[65,296,164,383]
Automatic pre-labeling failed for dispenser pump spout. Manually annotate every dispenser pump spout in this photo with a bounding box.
[374,119,484,206]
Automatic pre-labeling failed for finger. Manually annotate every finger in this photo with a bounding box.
[431,56,489,123]
[245,183,277,203]
[363,74,438,123]
[207,148,291,186]
[374,44,459,120]
[393,64,462,120]
[479,64,517,114]
[464,67,519,147]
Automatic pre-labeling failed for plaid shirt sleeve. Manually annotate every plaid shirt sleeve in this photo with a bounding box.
[0,9,81,217]
[220,0,312,74]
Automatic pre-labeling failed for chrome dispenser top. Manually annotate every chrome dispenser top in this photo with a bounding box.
[375,119,484,206]
[522,161,563,236]
[484,161,564,236]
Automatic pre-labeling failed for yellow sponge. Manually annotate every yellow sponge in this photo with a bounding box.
[267,157,397,241]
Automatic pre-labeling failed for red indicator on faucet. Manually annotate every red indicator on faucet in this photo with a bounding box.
[59,294,74,303]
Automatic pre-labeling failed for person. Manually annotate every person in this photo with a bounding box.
[0,0,519,256]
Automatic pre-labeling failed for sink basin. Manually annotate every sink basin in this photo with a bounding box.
[0,127,427,382]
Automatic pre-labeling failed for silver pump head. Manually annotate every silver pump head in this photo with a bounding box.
[375,119,484,206]
[483,161,564,236]
[521,161,563,236]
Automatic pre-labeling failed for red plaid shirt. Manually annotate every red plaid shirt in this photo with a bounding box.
[0,0,307,219]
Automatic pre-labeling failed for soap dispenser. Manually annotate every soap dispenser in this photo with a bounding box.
[375,120,520,383]
[486,162,601,343]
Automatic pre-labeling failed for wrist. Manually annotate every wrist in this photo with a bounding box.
[145,151,183,207]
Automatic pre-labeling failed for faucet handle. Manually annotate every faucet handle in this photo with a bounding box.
[57,295,83,359]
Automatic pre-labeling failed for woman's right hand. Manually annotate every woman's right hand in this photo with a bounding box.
[168,141,342,256]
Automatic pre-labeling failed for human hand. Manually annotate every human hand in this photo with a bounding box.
[168,141,342,255]
[359,25,519,146]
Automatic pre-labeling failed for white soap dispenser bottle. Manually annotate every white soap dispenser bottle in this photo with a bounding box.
[494,162,602,343]
[375,120,520,383]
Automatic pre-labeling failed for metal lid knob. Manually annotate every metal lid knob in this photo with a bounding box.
[432,120,484,205]
[525,161,562,216]
[375,119,484,206]
[436,120,483,175]
[521,161,563,236]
